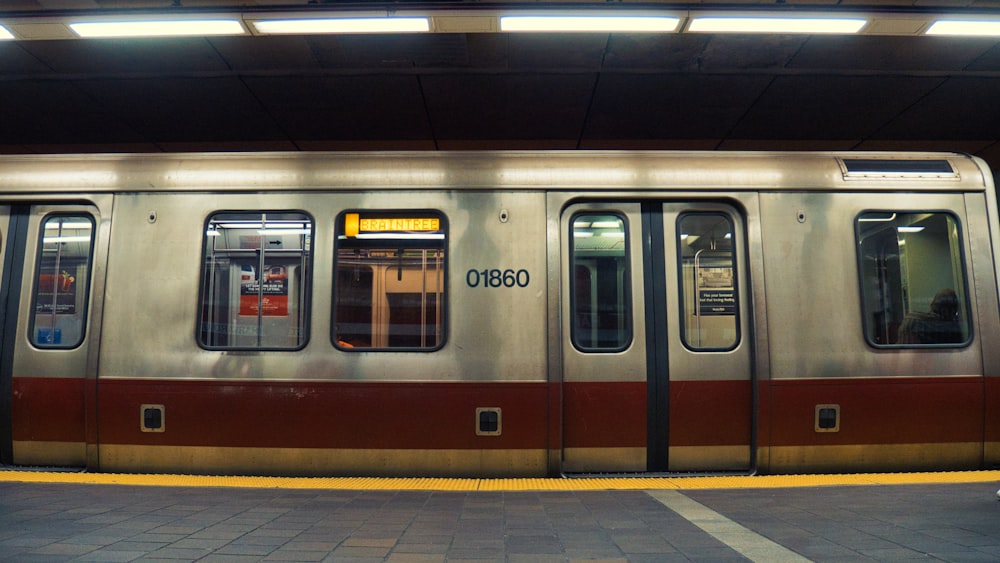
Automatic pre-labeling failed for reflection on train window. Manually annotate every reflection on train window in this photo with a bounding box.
[678,213,739,351]
[570,213,631,352]
[198,211,312,350]
[333,211,446,351]
[857,211,970,347]
[31,215,95,349]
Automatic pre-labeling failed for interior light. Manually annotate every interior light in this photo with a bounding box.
[897,226,925,233]
[688,16,867,34]
[600,231,626,238]
[44,236,91,243]
[573,231,594,238]
[257,229,312,235]
[926,20,1000,36]
[0,25,14,40]
[69,19,245,38]
[252,17,430,35]
[500,15,681,33]
[46,222,92,230]
[591,221,623,229]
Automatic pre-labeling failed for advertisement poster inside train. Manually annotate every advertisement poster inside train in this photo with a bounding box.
[35,270,77,314]
[240,264,289,317]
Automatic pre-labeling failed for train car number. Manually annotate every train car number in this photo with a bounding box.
[466,269,530,288]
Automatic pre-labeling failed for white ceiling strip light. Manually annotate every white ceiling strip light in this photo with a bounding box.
[252,17,430,35]
[688,16,868,34]
[69,19,245,38]
[500,15,681,33]
[925,20,1000,36]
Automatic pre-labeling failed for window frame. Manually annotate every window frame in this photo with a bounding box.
[675,211,741,353]
[331,209,448,353]
[29,213,96,350]
[196,209,314,352]
[568,211,633,353]
[855,209,973,349]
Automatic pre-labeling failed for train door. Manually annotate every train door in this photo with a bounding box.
[560,201,753,473]
[0,204,102,468]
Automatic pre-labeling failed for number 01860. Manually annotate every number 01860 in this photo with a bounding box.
[466,269,530,288]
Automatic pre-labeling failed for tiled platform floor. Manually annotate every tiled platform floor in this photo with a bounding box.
[1,477,999,561]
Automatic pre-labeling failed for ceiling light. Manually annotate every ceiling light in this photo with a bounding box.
[252,17,430,35]
[500,15,681,33]
[688,16,867,34]
[69,19,245,38]
[0,25,13,40]
[925,20,1000,36]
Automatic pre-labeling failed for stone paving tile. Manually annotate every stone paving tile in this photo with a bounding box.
[1,480,1000,561]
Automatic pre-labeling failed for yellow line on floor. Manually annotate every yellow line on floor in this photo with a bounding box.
[0,470,998,490]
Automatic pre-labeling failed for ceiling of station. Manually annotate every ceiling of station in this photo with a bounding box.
[1,1,1000,174]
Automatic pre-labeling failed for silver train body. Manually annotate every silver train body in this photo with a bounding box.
[0,151,998,476]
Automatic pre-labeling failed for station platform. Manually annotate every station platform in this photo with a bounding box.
[1,470,999,561]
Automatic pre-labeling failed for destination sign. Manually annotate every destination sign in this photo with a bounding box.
[344,213,441,237]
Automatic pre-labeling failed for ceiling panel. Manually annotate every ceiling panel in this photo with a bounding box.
[0,80,138,145]
[789,36,1000,71]
[422,74,596,140]
[875,77,1000,140]
[731,75,945,140]
[19,37,231,74]
[584,74,773,140]
[244,75,432,141]
[76,77,282,143]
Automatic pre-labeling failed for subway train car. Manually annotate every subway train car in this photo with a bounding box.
[0,151,998,477]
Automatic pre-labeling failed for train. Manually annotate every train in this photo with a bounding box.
[0,150,998,477]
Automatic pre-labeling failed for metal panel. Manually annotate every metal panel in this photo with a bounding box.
[98,190,549,383]
[759,191,983,380]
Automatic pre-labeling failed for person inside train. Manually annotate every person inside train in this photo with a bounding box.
[898,288,963,344]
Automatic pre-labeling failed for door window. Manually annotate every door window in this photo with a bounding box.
[677,213,739,351]
[570,213,632,352]
[30,215,94,349]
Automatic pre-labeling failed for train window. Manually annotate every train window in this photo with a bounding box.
[677,213,739,351]
[333,211,446,351]
[198,211,312,350]
[570,213,632,352]
[857,211,971,347]
[30,215,95,349]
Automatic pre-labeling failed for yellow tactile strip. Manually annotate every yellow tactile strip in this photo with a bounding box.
[0,470,998,491]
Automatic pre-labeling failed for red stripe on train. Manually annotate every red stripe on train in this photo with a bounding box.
[11,377,86,443]
[768,377,983,446]
[12,376,987,451]
[96,379,550,450]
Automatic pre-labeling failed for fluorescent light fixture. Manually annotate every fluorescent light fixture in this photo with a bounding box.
[573,231,594,238]
[44,236,91,243]
[500,15,681,33]
[70,19,245,38]
[926,20,1000,36]
[0,25,13,40]
[257,229,312,235]
[46,222,92,230]
[897,226,925,233]
[252,17,429,35]
[688,16,867,34]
